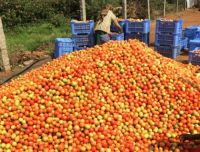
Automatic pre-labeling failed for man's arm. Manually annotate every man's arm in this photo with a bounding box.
[110,11,123,33]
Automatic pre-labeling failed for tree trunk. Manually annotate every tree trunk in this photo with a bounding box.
[176,0,179,13]
[80,0,86,21]
[0,17,11,71]
[147,0,150,19]
[122,0,127,19]
[164,0,166,17]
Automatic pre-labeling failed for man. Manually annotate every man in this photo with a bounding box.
[94,4,123,45]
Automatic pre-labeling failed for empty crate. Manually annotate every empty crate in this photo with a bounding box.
[155,45,180,59]
[54,38,74,58]
[125,19,150,33]
[72,34,94,47]
[155,33,182,46]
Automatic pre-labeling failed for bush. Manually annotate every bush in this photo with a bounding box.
[50,14,66,27]
[0,0,79,28]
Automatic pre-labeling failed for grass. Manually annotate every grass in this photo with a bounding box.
[5,21,71,54]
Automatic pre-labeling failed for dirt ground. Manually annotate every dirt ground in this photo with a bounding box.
[0,9,200,85]
[0,49,52,84]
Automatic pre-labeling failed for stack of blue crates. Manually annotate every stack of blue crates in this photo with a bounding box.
[71,20,95,51]
[54,38,74,58]
[155,19,183,58]
[125,19,150,45]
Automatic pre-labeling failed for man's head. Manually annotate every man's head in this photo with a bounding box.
[103,4,113,11]
[97,4,114,21]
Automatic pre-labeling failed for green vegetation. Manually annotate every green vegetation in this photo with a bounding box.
[5,21,70,54]
[0,0,79,28]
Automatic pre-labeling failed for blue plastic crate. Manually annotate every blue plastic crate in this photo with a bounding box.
[189,47,200,65]
[110,33,124,41]
[74,46,90,51]
[155,45,180,59]
[189,39,200,51]
[155,33,182,46]
[54,38,74,58]
[180,37,188,50]
[187,25,200,31]
[70,20,94,35]
[110,20,127,33]
[184,26,199,38]
[72,34,94,47]
[185,31,200,42]
[156,19,183,34]
[125,32,149,45]
[125,19,150,33]
[190,30,200,39]
[184,26,200,49]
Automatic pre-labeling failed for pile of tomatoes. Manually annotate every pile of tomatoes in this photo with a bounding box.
[0,40,199,152]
